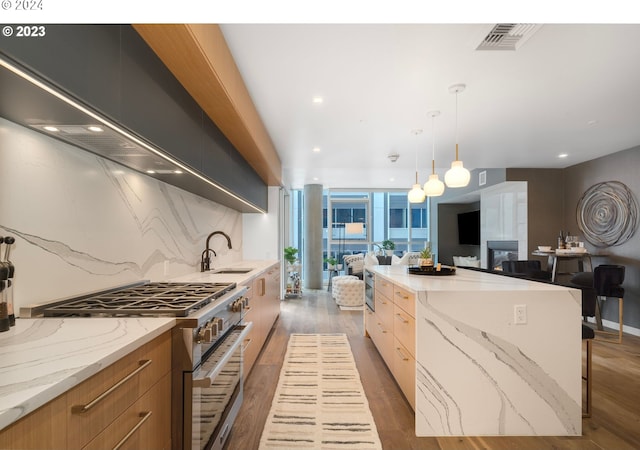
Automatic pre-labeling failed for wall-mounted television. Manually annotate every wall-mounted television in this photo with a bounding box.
[457,210,480,245]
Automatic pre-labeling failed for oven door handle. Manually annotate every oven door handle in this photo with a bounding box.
[192,322,253,388]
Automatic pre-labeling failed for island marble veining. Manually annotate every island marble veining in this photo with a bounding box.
[0,317,175,431]
[0,118,243,311]
[372,265,582,437]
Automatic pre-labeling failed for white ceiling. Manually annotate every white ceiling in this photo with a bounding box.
[219,24,640,190]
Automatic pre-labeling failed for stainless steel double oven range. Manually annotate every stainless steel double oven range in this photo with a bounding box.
[24,280,252,450]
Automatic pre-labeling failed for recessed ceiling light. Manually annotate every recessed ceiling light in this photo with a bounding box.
[389,177,395,182]
[146,170,156,174]
[43,126,59,132]
[558,153,569,158]
[312,147,321,153]
[87,126,104,132]
[313,177,319,181]
[312,96,323,104]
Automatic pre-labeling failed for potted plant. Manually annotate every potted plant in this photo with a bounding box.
[381,239,395,256]
[419,244,434,267]
[283,246,298,266]
[323,256,338,270]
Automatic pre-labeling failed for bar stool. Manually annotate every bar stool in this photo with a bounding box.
[594,265,625,343]
[582,324,595,417]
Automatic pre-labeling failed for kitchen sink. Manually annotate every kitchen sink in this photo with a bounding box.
[212,268,254,274]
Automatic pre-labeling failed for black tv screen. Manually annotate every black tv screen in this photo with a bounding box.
[457,210,480,245]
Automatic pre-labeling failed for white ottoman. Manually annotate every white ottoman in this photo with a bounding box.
[331,275,358,298]
[333,278,364,307]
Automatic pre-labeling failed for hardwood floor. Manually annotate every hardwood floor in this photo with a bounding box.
[227,289,640,450]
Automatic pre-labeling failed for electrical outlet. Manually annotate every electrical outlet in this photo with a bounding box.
[514,304,527,324]
[164,260,170,276]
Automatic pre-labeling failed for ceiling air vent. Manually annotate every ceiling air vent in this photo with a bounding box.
[477,24,542,51]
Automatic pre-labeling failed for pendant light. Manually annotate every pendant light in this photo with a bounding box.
[423,110,445,197]
[408,129,426,203]
[444,83,471,188]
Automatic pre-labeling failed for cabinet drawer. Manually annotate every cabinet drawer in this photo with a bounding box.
[374,292,394,331]
[393,285,415,318]
[0,394,67,450]
[364,307,375,338]
[392,338,416,411]
[371,316,394,369]
[83,372,171,450]
[67,332,171,448]
[393,304,415,358]
[375,277,394,301]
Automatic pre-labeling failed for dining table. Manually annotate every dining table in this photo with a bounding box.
[531,249,593,282]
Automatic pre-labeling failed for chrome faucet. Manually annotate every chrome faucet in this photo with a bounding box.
[200,231,233,272]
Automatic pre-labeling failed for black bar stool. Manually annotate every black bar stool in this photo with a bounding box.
[594,265,625,343]
[582,324,595,417]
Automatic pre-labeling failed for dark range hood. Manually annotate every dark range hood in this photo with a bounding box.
[0,53,265,214]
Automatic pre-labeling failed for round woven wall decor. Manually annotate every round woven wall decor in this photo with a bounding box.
[576,181,638,247]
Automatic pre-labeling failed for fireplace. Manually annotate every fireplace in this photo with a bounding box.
[487,240,518,271]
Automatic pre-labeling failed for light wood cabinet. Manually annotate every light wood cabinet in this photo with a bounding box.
[242,278,262,377]
[242,262,281,379]
[0,331,172,450]
[392,337,416,410]
[366,275,416,410]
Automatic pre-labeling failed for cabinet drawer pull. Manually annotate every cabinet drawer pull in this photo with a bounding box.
[396,347,409,361]
[71,359,152,414]
[395,292,409,300]
[260,278,266,296]
[395,313,409,324]
[112,411,152,450]
[376,323,388,334]
[242,338,252,352]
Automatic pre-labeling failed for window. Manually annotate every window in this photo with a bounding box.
[290,189,431,282]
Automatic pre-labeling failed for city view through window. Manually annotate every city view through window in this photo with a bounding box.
[290,190,430,280]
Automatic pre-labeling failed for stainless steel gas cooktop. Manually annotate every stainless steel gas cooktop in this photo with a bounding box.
[41,282,237,317]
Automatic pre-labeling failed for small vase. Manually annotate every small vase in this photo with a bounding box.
[385,249,394,256]
[420,258,434,267]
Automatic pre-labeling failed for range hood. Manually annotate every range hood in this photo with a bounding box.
[0,54,265,214]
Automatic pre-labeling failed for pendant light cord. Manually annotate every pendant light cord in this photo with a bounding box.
[455,90,459,161]
[431,113,436,174]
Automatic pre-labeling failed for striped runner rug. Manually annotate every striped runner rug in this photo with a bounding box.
[258,333,382,450]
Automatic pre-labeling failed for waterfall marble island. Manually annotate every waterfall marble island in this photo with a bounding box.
[368,265,582,437]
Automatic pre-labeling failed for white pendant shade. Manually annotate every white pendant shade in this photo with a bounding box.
[445,84,470,188]
[424,174,445,196]
[408,183,426,203]
[445,160,471,187]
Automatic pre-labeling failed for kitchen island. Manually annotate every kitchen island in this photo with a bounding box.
[369,265,582,437]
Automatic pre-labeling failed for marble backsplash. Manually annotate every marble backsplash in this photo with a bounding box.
[0,118,243,312]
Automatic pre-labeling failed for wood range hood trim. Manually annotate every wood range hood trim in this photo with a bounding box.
[133,24,282,187]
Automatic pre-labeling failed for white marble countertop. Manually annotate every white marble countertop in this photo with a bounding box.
[0,317,175,431]
[372,264,575,292]
[169,259,279,285]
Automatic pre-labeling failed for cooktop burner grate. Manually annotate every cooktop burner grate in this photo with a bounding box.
[42,282,237,317]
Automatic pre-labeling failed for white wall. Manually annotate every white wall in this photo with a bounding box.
[0,118,243,311]
[480,181,528,266]
[242,186,281,261]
